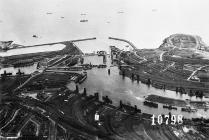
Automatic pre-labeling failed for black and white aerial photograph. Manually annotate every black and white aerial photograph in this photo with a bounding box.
[0,0,209,139]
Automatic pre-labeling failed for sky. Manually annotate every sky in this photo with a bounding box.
[0,0,209,49]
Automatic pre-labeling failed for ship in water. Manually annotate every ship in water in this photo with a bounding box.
[80,19,88,22]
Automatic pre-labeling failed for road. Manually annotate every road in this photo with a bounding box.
[187,65,209,80]
[159,52,166,61]
[14,71,43,92]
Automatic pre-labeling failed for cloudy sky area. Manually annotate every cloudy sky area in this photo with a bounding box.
[0,0,209,49]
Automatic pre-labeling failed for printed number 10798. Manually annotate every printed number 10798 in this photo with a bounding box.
[151,114,183,125]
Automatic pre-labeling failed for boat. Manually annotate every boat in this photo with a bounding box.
[80,64,92,70]
[163,105,177,110]
[78,72,87,84]
[80,19,88,22]
[13,62,34,68]
[12,59,34,68]
[97,64,107,68]
[204,102,209,109]
[117,11,124,14]
[143,100,158,108]
[1,71,12,77]
[32,35,38,38]
[97,51,107,56]
[68,66,83,71]
[83,66,92,70]
[69,75,79,83]
[181,105,197,112]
